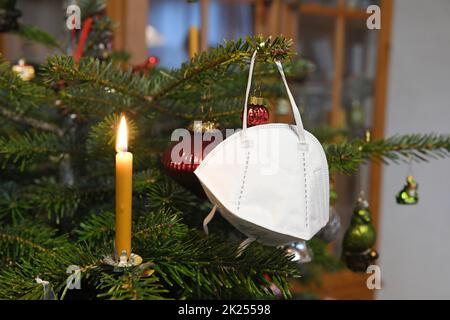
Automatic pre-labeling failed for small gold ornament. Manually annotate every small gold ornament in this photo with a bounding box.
[249,96,265,106]
[188,120,219,133]
[365,130,371,143]
[12,59,35,81]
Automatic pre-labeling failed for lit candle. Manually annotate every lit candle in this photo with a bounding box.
[115,116,133,259]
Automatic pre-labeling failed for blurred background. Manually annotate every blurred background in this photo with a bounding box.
[1,0,449,299]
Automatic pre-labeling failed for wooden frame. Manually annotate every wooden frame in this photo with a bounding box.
[291,0,393,299]
[368,0,393,244]
[330,0,346,128]
[200,0,209,51]
[299,2,371,19]
[106,0,149,65]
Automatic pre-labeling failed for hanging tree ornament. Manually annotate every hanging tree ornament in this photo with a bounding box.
[317,207,341,243]
[396,159,419,205]
[396,175,419,205]
[133,56,159,74]
[0,0,20,32]
[285,240,313,264]
[12,59,35,81]
[161,121,220,198]
[317,181,340,243]
[342,192,378,272]
[240,86,270,127]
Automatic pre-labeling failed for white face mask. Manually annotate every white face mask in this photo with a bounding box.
[195,50,329,247]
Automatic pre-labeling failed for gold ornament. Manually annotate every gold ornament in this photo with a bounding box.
[249,96,265,105]
[12,59,35,81]
[188,121,220,133]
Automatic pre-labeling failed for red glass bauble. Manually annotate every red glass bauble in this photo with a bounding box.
[133,56,159,74]
[240,99,270,127]
[161,122,219,198]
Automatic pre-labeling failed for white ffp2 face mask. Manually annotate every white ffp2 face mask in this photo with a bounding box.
[194,51,329,247]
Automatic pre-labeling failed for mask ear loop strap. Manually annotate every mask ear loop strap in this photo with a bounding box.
[241,50,307,145]
[242,50,258,140]
[274,59,306,144]
[35,277,56,300]
[203,205,217,235]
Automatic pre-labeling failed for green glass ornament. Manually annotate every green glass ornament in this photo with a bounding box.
[343,196,376,252]
[396,175,419,205]
[344,249,379,273]
[343,193,378,272]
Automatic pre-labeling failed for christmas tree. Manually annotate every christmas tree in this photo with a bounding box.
[0,1,449,300]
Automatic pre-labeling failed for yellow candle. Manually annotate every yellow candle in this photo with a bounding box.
[188,26,199,59]
[115,116,132,259]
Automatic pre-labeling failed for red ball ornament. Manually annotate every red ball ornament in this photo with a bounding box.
[133,56,159,74]
[147,56,159,66]
[161,121,219,198]
[241,96,270,127]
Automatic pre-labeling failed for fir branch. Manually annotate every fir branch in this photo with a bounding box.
[147,36,294,104]
[27,179,81,224]
[0,105,64,136]
[0,58,58,112]
[0,206,298,300]
[0,243,102,300]
[0,182,30,223]
[14,25,62,50]
[132,209,299,299]
[86,114,137,157]
[0,220,68,266]
[0,230,54,256]
[50,207,299,299]
[145,177,199,213]
[43,36,295,120]
[76,211,115,244]
[43,56,171,116]
[80,0,107,16]
[326,133,450,174]
[0,131,67,170]
[96,272,168,300]
[0,179,83,225]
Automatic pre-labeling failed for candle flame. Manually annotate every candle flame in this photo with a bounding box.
[116,116,128,152]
